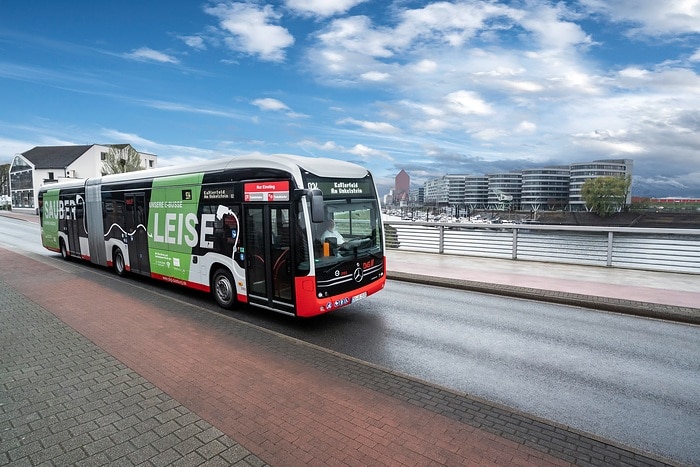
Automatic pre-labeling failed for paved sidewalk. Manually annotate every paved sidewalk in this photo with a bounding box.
[0,268,266,466]
[1,246,686,466]
[387,250,700,325]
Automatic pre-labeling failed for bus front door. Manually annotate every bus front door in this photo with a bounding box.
[244,205,294,313]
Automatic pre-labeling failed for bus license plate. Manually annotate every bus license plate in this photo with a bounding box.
[352,292,367,303]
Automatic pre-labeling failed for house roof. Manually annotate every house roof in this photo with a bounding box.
[21,145,96,169]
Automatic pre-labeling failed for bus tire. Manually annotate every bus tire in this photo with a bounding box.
[59,239,70,260]
[113,248,127,277]
[212,268,236,309]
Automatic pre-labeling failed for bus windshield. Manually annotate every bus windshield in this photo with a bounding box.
[312,198,382,267]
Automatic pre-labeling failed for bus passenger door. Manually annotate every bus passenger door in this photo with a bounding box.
[244,205,294,313]
[63,194,82,257]
[124,193,150,274]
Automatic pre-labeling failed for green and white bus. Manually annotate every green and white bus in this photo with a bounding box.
[38,154,386,317]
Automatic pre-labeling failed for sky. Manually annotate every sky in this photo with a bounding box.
[1,0,700,198]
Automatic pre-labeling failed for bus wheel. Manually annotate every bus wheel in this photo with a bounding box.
[113,248,127,277]
[59,239,70,260]
[212,268,235,309]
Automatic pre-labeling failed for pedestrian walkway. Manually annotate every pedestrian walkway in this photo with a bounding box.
[0,278,265,467]
[388,249,700,325]
[1,244,686,466]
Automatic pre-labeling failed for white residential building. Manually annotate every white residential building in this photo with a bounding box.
[9,144,157,213]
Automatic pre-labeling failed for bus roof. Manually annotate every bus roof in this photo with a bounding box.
[39,154,370,192]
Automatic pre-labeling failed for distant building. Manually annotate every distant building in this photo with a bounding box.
[9,144,157,212]
[464,176,488,209]
[408,186,424,205]
[424,174,469,206]
[487,172,522,210]
[419,158,634,212]
[521,167,570,211]
[651,197,700,203]
[394,169,410,206]
[569,159,633,211]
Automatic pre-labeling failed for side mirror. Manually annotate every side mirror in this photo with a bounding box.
[309,189,325,223]
[294,188,325,223]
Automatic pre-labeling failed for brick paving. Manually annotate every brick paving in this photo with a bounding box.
[0,279,265,467]
[0,246,681,466]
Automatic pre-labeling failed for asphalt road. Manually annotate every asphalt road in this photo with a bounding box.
[2,214,699,464]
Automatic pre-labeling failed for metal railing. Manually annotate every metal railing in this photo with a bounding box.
[384,221,700,274]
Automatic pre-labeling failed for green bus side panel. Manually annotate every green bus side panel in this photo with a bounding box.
[41,189,61,250]
[147,173,204,281]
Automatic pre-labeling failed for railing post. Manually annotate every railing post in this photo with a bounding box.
[607,231,614,267]
[512,228,518,260]
[439,224,445,254]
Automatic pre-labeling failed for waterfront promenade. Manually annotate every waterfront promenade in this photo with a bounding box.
[1,210,698,466]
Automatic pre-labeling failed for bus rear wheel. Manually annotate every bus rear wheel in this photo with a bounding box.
[212,268,235,309]
[113,248,127,277]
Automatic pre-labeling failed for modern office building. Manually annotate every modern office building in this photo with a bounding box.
[424,175,468,207]
[569,159,633,211]
[464,176,488,209]
[487,172,522,210]
[408,186,424,205]
[521,167,570,211]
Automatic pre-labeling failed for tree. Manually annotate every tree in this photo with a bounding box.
[101,145,144,175]
[581,175,631,217]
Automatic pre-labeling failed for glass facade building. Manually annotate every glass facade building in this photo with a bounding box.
[417,159,633,212]
[521,167,570,211]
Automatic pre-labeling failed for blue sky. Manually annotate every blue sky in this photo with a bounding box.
[1,0,700,197]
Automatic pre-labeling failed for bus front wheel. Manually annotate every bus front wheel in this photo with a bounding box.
[212,268,235,309]
[113,248,127,277]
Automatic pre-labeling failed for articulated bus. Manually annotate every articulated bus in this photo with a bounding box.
[38,154,386,317]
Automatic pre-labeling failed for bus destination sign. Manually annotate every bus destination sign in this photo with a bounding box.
[244,181,290,202]
[306,178,373,198]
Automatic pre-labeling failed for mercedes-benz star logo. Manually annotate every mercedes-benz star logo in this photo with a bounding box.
[353,267,364,283]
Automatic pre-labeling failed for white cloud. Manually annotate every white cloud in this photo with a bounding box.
[347,143,391,161]
[471,128,507,141]
[100,129,160,148]
[445,90,493,116]
[519,3,592,50]
[360,71,390,81]
[299,140,342,151]
[0,135,38,159]
[516,121,537,134]
[315,2,520,62]
[285,0,367,18]
[573,136,646,155]
[143,99,246,119]
[251,97,307,119]
[318,16,396,58]
[502,80,545,93]
[339,118,401,134]
[579,0,700,36]
[124,47,179,64]
[252,98,290,112]
[205,2,294,62]
[411,59,437,73]
[179,35,206,51]
[395,1,521,48]
[415,118,453,133]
